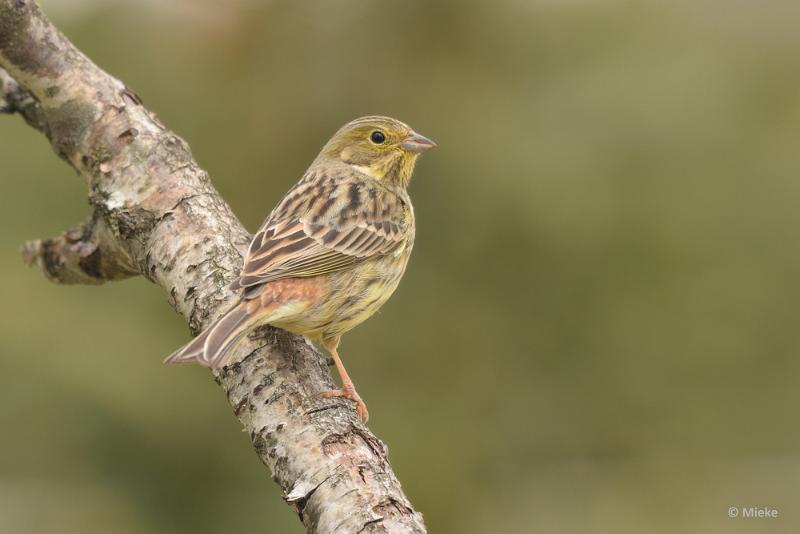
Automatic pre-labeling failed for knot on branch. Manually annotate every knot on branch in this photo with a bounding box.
[22,215,138,284]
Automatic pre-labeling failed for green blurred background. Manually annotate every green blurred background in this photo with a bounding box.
[2,0,800,532]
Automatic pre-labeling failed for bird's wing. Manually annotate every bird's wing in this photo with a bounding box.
[234,170,411,293]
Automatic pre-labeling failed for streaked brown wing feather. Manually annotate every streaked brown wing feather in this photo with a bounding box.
[234,169,410,293]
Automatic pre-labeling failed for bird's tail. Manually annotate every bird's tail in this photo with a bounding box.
[164,303,253,368]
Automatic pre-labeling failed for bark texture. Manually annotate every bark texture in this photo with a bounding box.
[0,2,426,532]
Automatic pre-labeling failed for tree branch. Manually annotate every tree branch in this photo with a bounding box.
[20,213,139,284]
[0,1,426,532]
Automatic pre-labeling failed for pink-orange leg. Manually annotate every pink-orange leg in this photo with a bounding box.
[321,337,369,422]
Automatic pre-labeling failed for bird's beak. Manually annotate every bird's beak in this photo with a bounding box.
[402,131,437,153]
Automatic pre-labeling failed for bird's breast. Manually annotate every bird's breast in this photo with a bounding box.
[270,246,412,339]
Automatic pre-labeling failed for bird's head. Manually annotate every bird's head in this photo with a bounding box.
[318,116,436,187]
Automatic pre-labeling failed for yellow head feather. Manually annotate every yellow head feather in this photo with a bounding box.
[317,116,435,187]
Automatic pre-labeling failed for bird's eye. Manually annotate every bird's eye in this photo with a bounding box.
[370,131,386,144]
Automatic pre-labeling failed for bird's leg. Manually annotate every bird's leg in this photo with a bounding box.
[321,337,369,422]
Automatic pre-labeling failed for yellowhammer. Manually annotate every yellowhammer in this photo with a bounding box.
[166,116,435,421]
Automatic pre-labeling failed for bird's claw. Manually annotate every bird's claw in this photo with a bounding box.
[322,386,369,422]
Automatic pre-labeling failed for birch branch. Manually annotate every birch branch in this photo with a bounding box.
[0,2,426,532]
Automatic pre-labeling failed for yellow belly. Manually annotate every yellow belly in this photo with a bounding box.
[271,253,409,340]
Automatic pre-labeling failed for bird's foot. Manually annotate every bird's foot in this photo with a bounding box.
[322,385,369,422]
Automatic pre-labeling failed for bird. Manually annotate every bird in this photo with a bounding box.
[165,116,435,422]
